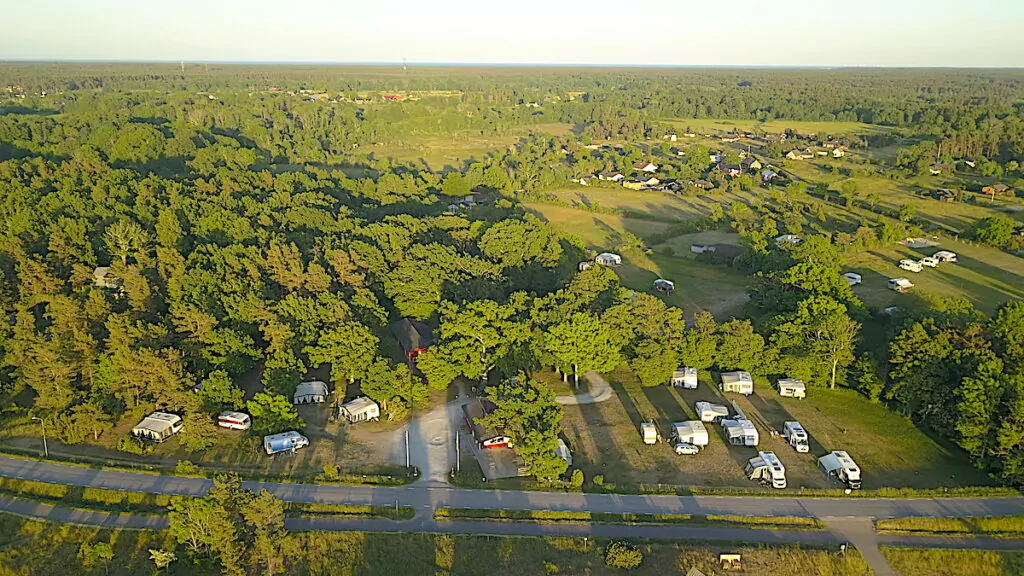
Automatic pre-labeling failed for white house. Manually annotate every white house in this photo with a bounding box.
[294,380,329,404]
[339,397,380,423]
[670,366,698,389]
[131,412,183,443]
[633,160,659,172]
[599,171,625,182]
[720,371,754,395]
[595,252,622,266]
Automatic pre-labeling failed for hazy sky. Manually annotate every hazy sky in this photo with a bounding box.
[2,0,1022,67]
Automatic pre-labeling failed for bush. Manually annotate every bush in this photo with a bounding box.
[604,541,643,570]
[174,460,201,476]
[116,435,154,455]
[593,474,604,486]
[568,469,584,488]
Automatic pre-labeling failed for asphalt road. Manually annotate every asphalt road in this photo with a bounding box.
[2,455,1023,521]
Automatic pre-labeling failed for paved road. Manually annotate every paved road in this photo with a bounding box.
[554,372,613,405]
[2,455,1023,521]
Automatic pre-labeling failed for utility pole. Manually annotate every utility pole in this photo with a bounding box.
[405,428,410,468]
[455,420,460,473]
[31,416,47,458]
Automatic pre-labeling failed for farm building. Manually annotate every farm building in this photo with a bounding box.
[294,380,329,404]
[463,398,511,449]
[721,419,759,446]
[391,318,435,362]
[720,371,754,395]
[263,431,309,455]
[695,401,730,423]
[131,412,183,443]
[671,421,709,447]
[670,366,698,389]
[776,378,807,399]
[653,279,675,293]
[595,252,622,266]
[339,397,380,423]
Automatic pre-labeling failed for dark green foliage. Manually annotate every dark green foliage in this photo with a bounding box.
[603,540,643,570]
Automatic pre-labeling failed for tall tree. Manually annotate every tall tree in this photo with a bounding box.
[544,312,622,387]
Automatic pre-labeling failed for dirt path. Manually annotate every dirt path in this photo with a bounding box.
[392,381,468,484]
[555,372,613,405]
[822,517,900,576]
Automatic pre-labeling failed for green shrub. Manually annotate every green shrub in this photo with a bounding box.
[569,469,584,488]
[116,435,153,455]
[174,460,201,476]
[604,541,643,570]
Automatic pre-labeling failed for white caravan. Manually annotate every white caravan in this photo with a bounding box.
[670,366,698,389]
[745,451,787,489]
[671,421,709,447]
[695,401,730,423]
[782,421,810,453]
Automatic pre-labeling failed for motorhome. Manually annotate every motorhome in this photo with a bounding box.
[263,431,309,455]
[782,421,809,453]
[217,411,251,431]
[899,259,923,273]
[671,421,709,447]
[720,371,754,395]
[641,422,658,445]
[919,256,939,267]
[670,366,698,389]
[745,451,787,489]
[131,412,183,443]
[776,378,807,399]
[721,419,759,447]
[888,278,914,293]
[695,401,730,423]
[934,250,958,263]
[818,450,862,489]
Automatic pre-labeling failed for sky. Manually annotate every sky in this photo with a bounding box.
[2,0,1023,67]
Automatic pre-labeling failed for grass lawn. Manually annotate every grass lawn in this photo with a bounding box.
[558,369,991,492]
[543,185,758,223]
[523,202,672,247]
[846,238,1024,315]
[368,122,573,170]
[661,117,889,137]
[881,548,1024,576]
[875,516,1024,538]
[0,511,868,576]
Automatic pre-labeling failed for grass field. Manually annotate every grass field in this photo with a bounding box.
[555,369,991,492]
[0,512,868,576]
[875,516,1024,538]
[661,117,889,136]
[434,508,825,530]
[368,122,573,170]
[881,548,1024,576]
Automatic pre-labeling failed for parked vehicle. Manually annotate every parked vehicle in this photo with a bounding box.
[888,278,914,293]
[674,442,700,455]
[131,412,183,443]
[782,421,810,453]
[934,250,957,263]
[671,421,709,447]
[919,256,939,267]
[818,450,862,490]
[217,411,251,431]
[720,371,753,395]
[670,366,698,389]
[899,259,923,272]
[641,422,658,445]
[263,431,309,455]
[776,378,806,399]
[695,401,730,423]
[842,272,862,286]
[745,451,787,489]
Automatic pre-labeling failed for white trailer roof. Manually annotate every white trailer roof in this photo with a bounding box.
[778,378,806,390]
[672,420,708,437]
[760,451,785,476]
[340,396,378,414]
[721,371,752,384]
[295,380,329,398]
[133,412,181,435]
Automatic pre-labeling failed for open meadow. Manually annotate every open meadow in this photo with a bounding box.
[661,117,891,137]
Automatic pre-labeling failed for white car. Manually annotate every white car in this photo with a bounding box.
[919,256,939,267]
[674,442,700,455]
[899,259,923,272]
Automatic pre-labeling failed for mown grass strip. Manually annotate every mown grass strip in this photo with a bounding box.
[433,508,824,530]
[285,502,415,521]
[875,516,1024,539]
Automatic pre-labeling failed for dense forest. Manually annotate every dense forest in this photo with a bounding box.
[0,64,1022,487]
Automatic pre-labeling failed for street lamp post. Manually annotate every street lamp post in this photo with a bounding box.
[31,416,48,458]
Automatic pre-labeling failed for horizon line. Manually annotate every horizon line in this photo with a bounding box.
[2,59,1023,70]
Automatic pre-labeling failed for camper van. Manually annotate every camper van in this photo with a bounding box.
[919,256,939,267]
[670,366,698,389]
[899,259,923,272]
[695,401,730,423]
[745,451,787,489]
[721,419,759,447]
[720,371,754,395]
[782,421,809,453]
[131,412,183,443]
[776,378,806,399]
[934,250,958,263]
[888,278,914,293]
[818,450,862,490]
[263,431,309,455]
[217,411,251,431]
[671,421,709,447]
[641,422,658,445]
